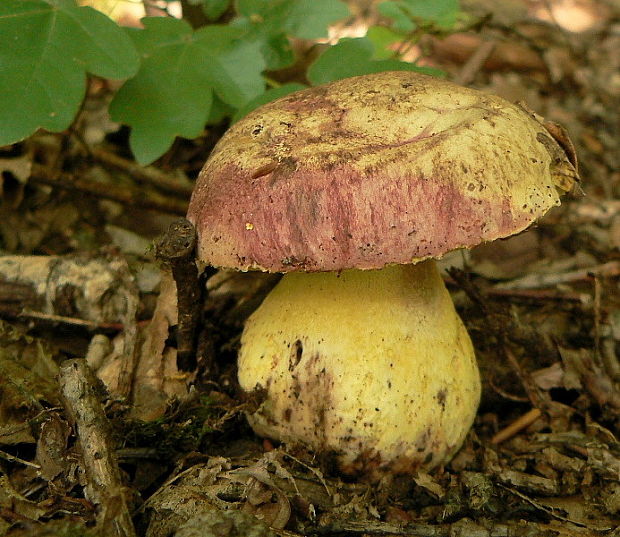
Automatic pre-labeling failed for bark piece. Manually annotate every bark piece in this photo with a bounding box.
[0,255,137,324]
[59,359,137,537]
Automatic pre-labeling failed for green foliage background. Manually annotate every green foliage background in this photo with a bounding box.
[0,0,460,164]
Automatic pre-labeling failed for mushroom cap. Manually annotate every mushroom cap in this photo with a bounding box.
[187,71,579,272]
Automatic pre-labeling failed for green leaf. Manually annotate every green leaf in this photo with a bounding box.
[282,0,350,39]
[366,26,403,60]
[205,0,231,19]
[307,37,435,86]
[233,0,349,70]
[237,0,349,39]
[208,95,236,124]
[233,83,307,122]
[399,0,459,27]
[379,0,460,31]
[109,17,266,164]
[0,0,139,146]
[228,17,293,71]
[377,1,416,33]
[187,0,231,20]
[260,33,296,71]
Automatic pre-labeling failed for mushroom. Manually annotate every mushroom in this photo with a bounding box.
[187,71,579,480]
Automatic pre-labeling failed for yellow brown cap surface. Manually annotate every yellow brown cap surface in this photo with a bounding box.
[187,71,579,272]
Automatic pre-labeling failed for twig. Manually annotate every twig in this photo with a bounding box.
[155,219,205,371]
[484,287,583,302]
[114,258,141,400]
[594,275,603,367]
[0,449,41,469]
[29,162,188,215]
[488,374,530,403]
[503,346,545,408]
[59,359,137,537]
[456,40,496,85]
[17,310,124,333]
[308,518,545,536]
[491,408,542,444]
[310,519,449,536]
[90,147,194,198]
[572,200,620,222]
[495,261,620,290]
[498,483,596,529]
[491,468,559,496]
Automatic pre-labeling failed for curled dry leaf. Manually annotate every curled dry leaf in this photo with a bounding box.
[0,153,31,208]
[0,320,59,445]
[241,478,291,529]
[233,452,295,529]
[174,511,275,537]
[559,347,620,409]
[35,412,71,482]
[145,457,280,537]
[131,271,189,420]
[0,474,47,522]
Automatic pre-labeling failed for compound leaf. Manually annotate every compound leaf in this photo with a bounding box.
[366,26,403,59]
[233,82,307,122]
[0,0,139,145]
[237,0,348,39]
[233,0,349,70]
[379,0,460,31]
[281,0,350,39]
[188,0,231,20]
[377,1,416,32]
[109,17,265,164]
[400,0,459,27]
[307,37,434,86]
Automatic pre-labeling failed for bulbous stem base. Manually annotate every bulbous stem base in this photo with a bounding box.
[238,260,480,480]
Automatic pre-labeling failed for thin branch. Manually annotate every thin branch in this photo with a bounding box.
[483,287,583,302]
[155,218,204,371]
[59,359,137,537]
[498,483,593,529]
[495,261,620,290]
[90,147,194,198]
[18,309,122,332]
[491,408,542,444]
[307,518,549,536]
[455,40,496,85]
[0,449,41,469]
[29,162,188,215]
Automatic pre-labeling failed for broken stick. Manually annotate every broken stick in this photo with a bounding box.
[155,218,212,371]
[59,359,137,537]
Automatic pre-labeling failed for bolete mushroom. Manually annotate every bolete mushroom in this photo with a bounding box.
[187,71,579,480]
